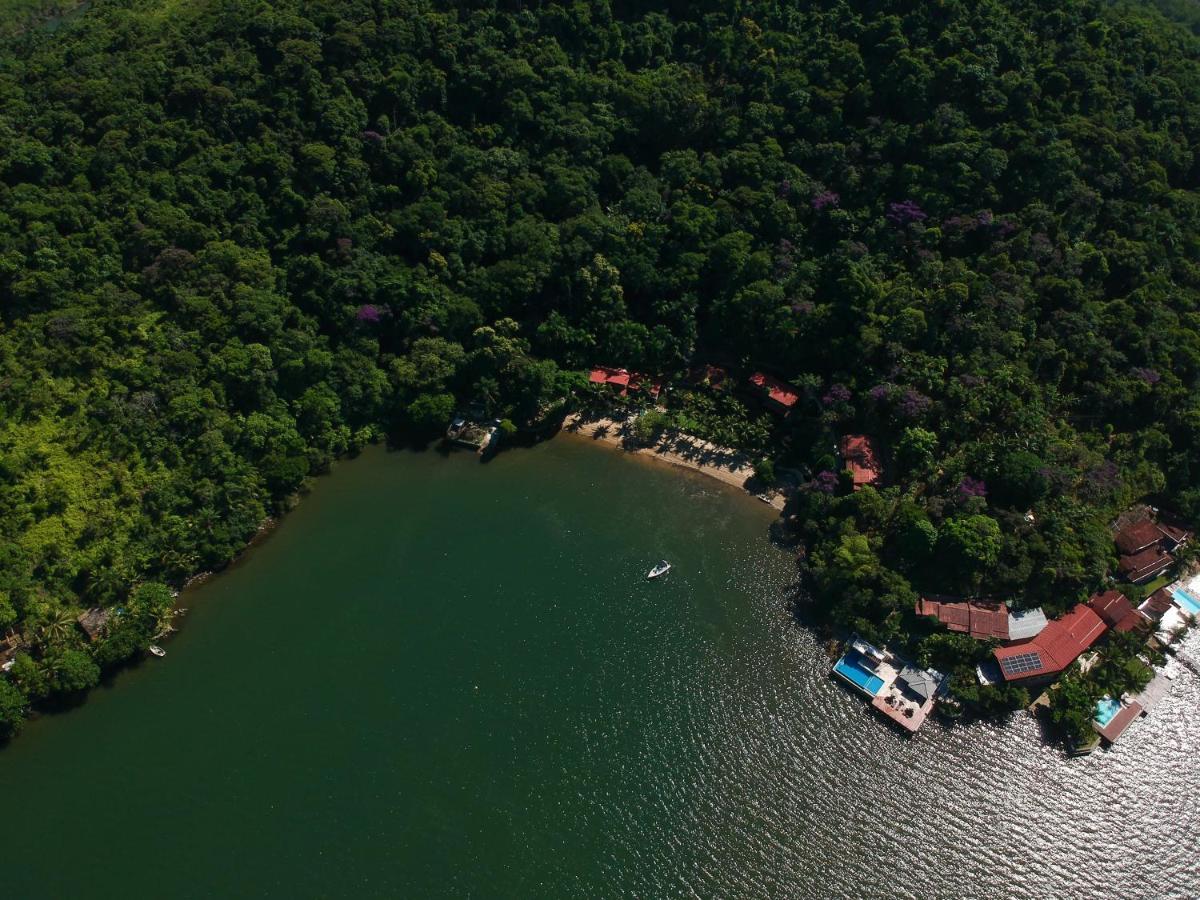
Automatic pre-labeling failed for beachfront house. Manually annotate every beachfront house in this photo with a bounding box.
[1139,587,1176,623]
[1087,590,1149,634]
[916,596,1009,640]
[915,596,1050,646]
[1093,669,1175,746]
[1117,546,1174,584]
[1113,512,1192,584]
[838,434,882,491]
[831,637,942,733]
[746,372,800,416]
[589,366,662,400]
[1142,575,1200,645]
[992,603,1108,685]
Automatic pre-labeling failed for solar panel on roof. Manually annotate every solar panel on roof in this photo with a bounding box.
[1000,650,1043,676]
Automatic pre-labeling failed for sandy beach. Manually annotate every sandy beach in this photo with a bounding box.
[560,414,787,510]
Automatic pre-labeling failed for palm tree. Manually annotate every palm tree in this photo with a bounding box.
[36,609,77,649]
[87,565,127,605]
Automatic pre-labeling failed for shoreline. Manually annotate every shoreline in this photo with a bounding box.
[558,413,787,510]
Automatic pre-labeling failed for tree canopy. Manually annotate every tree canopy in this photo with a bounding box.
[1,0,1199,729]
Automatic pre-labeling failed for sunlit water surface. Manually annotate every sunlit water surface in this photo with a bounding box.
[0,439,1196,898]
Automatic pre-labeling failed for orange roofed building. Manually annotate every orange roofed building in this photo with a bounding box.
[916,597,1009,641]
[589,366,661,400]
[993,603,1107,684]
[747,372,801,414]
[839,434,882,490]
[1087,589,1148,634]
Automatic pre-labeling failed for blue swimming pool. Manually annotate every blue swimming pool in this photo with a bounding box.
[833,652,885,696]
[1095,697,1123,727]
[1169,586,1200,617]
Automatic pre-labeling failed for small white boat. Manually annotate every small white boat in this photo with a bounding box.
[647,560,671,579]
[149,645,166,657]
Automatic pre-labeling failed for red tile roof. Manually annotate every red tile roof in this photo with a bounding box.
[1087,590,1147,633]
[627,372,662,400]
[1117,546,1173,582]
[916,597,1009,640]
[589,366,660,398]
[1158,521,1191,548]
[1139,588,1175,622]
[993,603,1107,681]
[1115,520,1163,556]
[748,372,801,409]
[839,434,883,489]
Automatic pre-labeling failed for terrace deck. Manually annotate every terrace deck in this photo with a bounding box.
[870,690,933,733]
[1095,701,1144,744]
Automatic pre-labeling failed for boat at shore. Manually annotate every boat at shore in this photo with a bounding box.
[647,560,671,579]
[148,645,166,657]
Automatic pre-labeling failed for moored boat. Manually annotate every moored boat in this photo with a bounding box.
[647,560,671,579]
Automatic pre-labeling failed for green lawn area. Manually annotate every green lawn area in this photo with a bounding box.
[1141,572,1176,596]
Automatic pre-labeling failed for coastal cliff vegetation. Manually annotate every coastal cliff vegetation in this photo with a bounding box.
[1,0,1200,735]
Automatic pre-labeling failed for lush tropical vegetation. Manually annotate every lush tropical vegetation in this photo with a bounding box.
[1,0,1199,736]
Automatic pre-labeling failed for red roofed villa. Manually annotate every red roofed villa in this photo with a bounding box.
[916,597,1009,641]
[1087,589,1148,634]
[747,372,801,414]
[589,366,661,400]
[993,603,1108,684]
[1112,512,1192,584]
[1114,519,1164,556]
[1117,545,1173,584]
[839,434,883,490]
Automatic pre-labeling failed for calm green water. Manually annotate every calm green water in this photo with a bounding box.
[1,439,1198,898]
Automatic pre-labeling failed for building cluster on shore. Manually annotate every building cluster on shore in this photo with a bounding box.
[570,362,1196,749]
[831,509,1198,743]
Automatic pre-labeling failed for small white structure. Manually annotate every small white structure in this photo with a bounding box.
[1007,607,1048,642]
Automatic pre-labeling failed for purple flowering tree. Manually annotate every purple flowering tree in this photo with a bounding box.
[813,470,840,494]
[355,304,382,323]
[822,383,851,406]
[897,388,932,418]
[886,199,927,226]
[811,190,840,211]
[956,476,988,502]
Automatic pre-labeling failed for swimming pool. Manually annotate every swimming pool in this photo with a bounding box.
[1169,586,1200,617]
[1095,697,1123,727]
[833,652,885,696]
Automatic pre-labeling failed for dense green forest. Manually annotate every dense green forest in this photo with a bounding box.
[1,0,1199,735]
